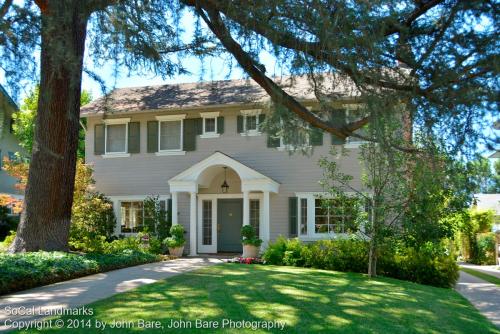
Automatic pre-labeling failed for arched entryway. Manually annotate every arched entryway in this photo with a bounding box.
[168,152,279,255]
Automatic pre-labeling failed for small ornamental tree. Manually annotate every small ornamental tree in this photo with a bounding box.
[241,225,263,247]
[143,195,171,241]
[163,225,186,248]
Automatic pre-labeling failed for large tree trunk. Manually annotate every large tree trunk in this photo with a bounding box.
[9,1,89,252]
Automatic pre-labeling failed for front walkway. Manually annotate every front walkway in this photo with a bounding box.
[0,257,224,331]
[455,270,500,327]
[460,262,500,278]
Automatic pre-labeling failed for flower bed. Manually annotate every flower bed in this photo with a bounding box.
[227,257,264,264]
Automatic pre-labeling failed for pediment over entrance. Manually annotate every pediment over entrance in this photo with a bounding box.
[168,151,280,193]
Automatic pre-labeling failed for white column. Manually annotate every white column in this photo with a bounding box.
[171,192,178,225]
[243,191,250,226]
[112,199,121,235]
[262,191,271,247]
[189,192,197,256]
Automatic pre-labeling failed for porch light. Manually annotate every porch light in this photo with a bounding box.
[221,167,229,193]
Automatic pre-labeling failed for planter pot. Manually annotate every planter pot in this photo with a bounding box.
[242,244,260,258]
[168,246,184,257]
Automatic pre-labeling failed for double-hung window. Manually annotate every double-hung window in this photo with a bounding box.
[156,114,185,155]
[104,118,130,157]
[344,104,369,146]
[200,112,220,138]
[240,109,262,136]
[295,193,364,238]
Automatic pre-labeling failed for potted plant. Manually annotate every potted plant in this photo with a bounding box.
[163,225,186,257]
[241,225,263,258]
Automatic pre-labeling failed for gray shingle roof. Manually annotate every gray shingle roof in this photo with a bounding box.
[80,75,358,116]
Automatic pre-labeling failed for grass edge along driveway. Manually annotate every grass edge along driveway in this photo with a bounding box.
[25,264,499,334]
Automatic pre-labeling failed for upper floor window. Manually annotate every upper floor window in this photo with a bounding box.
[200,112,220,138]
[344,105,369,146]
[239,109,263,136]
[156,114,185,154]
[103,118,130,157]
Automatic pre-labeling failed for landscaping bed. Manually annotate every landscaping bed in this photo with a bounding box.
[28,264,499,333]
[0,250,161,295]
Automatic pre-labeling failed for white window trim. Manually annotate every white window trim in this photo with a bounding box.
[200,111,220,138]
[294,192,366,240]
[109,195,171,236]
[156,114,186,155]
[240,109,262,136]
[102,118,130,158]
[342,104,369,148]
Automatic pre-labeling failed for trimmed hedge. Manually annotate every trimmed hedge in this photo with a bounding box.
[262,237,459,288]
[0,250,160,295]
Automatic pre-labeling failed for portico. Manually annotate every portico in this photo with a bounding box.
[168,152,280,256]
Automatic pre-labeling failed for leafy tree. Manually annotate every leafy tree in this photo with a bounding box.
[1,0,212,252]
[13,86,92,159]
[184,1,497,156]
[143,195,171,241]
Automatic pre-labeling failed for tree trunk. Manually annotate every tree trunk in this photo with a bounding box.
[9,1,89,252]
[368,198,377,277]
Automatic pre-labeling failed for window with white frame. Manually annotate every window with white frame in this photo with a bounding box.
[241,109,261,135]
[156,114,185,152]
[104,118,130,155]
[345,105,369,145]
[200,112,219,137]
[296,194,364,237]
[250,199,260,236]
[120,201,144,233]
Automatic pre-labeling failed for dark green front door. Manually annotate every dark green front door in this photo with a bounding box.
[217,199,243,253]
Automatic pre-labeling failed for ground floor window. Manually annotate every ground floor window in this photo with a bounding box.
[120,201,144,233]
[202,200,212,245]
[296,194,363,237]
[250,199,260,236]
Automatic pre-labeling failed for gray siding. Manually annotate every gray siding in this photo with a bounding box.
[85,107,364,241]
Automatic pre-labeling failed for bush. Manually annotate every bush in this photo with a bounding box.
[262,237,459,288]
[0,231,16,252]
[70,192,115,243]
[163,225,186,248]
[241,225,263,247]
[0,250,160,295]
[474,233,496,265]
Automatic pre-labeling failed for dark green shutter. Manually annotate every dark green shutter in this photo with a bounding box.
[167,198,172,223]
[217,116,224,134]
[147,121,158,153]
[258,114,266,131]
[195,118,203,135]
[128,122,140,153]
[183,118,197,151]
[309,127,323,146]
[94,124,105,155]
[331,109,347,145]
[237,115,244,133]
[289,197,298,237]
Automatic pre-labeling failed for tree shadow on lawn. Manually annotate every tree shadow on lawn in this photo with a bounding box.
[32,264,499,334]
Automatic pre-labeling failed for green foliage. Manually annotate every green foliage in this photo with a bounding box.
[241,224,263,246]
[0,251,159,295]
[475,233,496,265]
[12,86,92,158]
[0,206,18,241]
[143,195,171,241]
[0,231,16,252]
[70,192,115,246]
[262,237,459,288]
[163,225,186,248]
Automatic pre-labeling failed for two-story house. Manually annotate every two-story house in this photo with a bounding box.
[0,85,25,202]
[81,76,366,255]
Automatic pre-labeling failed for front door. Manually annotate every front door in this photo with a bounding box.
[217,199,243,253]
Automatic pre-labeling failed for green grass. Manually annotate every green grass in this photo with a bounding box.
[461,267,500,286]
[27,264,498,334]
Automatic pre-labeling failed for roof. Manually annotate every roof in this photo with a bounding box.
[473,194,500,216]
[80,74,359,116]
[0,84,18,110]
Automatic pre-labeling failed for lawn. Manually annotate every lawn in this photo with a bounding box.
[30,264,498,334]
[461,267,500,286]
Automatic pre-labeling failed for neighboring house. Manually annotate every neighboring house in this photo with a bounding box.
[0,84,25,205]
[81,76,368,255]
